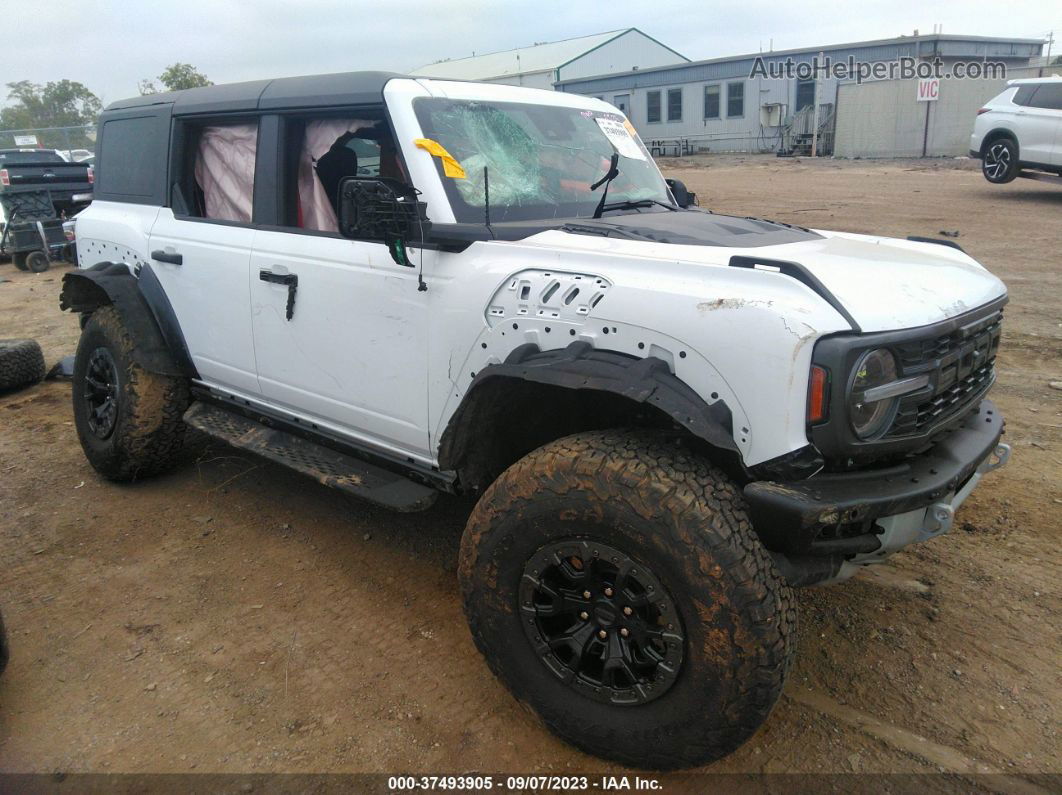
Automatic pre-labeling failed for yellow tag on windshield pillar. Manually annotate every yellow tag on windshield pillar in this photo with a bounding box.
[414,138,467,179]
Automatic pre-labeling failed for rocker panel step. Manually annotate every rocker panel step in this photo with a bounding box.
[183,402,437,512]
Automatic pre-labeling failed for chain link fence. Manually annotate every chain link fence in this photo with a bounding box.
[0,124,96,157]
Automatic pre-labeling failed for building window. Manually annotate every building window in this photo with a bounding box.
[704,84,720,119]
[667,88,682,122]
[727,81,745,118]
[646,91,661,123]
[795,78,815,112]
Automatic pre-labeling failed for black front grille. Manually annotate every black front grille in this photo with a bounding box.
[887,310,1002,438]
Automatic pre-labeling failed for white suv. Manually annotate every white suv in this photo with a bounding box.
[63,72,1010,769]
[971,76,1062,183]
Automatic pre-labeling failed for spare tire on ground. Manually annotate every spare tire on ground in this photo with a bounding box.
[0,339,46,391]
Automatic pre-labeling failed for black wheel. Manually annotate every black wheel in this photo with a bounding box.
[0,338,46,391]
[982,138,1018,184]
[25,250,50,273]
[72,306,190,480]
[12,252,30,271]
[459,430,795,770]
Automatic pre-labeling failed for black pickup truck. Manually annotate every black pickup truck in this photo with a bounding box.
[0,149,92,211]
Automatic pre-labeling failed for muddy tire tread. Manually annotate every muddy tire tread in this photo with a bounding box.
[460,429,795,769]
[0,338,46,391]
[74,307,189,480]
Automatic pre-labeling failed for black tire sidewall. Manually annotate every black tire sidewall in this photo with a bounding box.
[72,312,132,473]
[26,251,49,273]
[464,484,775,767]
[12,252,29,271]
[983,138,1018,184]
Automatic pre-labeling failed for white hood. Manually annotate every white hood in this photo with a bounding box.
[522,225,1007,334]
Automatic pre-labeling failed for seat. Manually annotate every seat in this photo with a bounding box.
[314,133,358,216]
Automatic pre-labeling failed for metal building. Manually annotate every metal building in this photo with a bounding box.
[411,28,689,92]
[555,34,1045,156]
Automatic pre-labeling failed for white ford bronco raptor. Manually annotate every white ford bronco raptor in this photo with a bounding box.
[63,72,1010,769]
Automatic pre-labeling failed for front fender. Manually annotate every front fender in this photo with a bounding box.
[60,262,196,378]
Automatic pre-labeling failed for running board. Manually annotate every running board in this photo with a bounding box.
[183,402,438,512]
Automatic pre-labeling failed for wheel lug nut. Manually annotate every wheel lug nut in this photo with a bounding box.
[598,630,607,640]
[579,611,589,621]
[620,628,629,638]
[623,606,633,616]
[582,590,591,599]
[604,587,614,597]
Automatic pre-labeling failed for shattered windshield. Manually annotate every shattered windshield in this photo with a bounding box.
[412,98,672,223]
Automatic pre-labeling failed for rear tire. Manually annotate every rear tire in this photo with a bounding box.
[459,430,795,769]
[982,138,1018,184]
[12,252,30,272]
[0,339,46,391]
[26,250,49,273]
[72,306,190,480]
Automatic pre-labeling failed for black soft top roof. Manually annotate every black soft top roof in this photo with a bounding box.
[105,71,407,116]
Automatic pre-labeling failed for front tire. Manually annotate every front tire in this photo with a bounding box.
[982,138,1018,183]
[72,306,190,480]
[459,430,795,769]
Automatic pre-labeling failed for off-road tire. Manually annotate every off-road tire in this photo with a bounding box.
[12,252,30,271]
[26,250,49,273]
[72,306,190,480]
[459,429,795,769]
[982,137,1019,184]
[0,339,46,391]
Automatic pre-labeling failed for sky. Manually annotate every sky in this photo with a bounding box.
[4,0,1060,107]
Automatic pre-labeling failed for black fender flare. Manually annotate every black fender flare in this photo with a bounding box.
[59,261,196,378]
[438,341,738,471]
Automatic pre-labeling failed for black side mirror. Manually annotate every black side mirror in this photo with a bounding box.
[665,178,697,209]
[338,177,430,265]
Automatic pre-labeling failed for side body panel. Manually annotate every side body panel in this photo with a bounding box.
[249,230,432,461]
[422,236,852,468]
[148,209,259,395]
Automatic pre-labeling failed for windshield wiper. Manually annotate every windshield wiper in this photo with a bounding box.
[590,153,620,219]
[598,198,677,214]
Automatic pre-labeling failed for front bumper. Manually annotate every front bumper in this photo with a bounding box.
[745,400,1008,568]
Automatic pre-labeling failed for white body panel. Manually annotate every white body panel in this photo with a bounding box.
[249,230,432,459]
[971,80,1062,166]
[148,210,260,395]
[73,77,1009,474]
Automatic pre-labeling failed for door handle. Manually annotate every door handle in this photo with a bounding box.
[259,269,298,321]
[151,249,183,265]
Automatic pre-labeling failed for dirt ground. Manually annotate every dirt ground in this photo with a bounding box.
[0,155,1058,786]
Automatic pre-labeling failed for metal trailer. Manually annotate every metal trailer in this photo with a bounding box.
[0,190,66,272]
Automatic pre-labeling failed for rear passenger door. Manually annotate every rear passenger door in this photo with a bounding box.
[147,117,261,396]
[1031,84,1062,166]
[1014,83,1062,166]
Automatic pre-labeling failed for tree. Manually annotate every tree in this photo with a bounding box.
[0,80,102,130]
[139,63,213,95]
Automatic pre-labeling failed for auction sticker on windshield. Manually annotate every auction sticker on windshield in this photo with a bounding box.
[595,116,646,161]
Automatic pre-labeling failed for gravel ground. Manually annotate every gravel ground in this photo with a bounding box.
[0,155,1058,786]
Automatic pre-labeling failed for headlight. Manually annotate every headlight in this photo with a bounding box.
[848,348,899,439]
